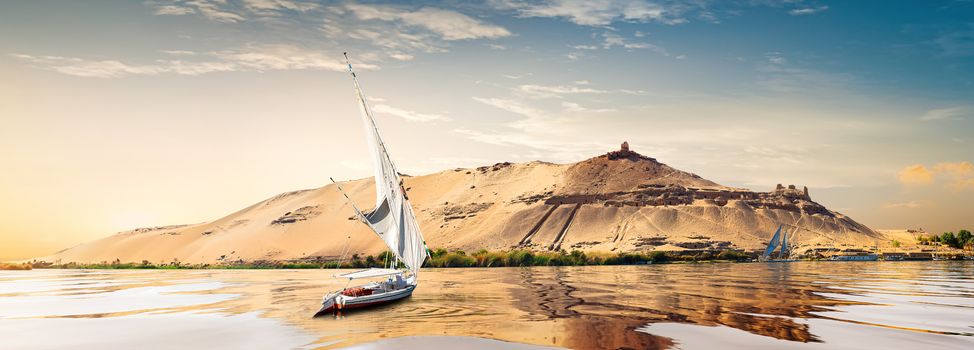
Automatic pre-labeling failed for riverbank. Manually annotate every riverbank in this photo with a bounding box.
[23,249,752,269]
[19,247,972,270]
[0,263,32,270]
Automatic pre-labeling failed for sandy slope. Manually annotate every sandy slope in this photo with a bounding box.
[40,149,887,264]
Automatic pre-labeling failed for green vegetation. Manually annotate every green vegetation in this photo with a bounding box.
[0,262,32,270]
[29,249,754,269]
[917,229,973,250]
[424,248,751,267]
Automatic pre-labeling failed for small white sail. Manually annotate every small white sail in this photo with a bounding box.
[344,53,429,274]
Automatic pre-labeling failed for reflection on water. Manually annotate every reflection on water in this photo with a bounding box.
[0,262,972,349]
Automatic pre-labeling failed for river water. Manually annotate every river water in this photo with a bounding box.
[1,262,972,349]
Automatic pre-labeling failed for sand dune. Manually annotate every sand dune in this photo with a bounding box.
[40,146,887,264]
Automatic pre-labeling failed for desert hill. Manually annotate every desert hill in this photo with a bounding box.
[40,143,887,264]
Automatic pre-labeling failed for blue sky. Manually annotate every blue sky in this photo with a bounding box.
[1,0,973,259]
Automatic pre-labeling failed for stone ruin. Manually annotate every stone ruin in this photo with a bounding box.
[530,144,832,216]
[607,141,656,161]
[775,184,811,201]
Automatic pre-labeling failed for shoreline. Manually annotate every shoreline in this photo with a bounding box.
[12,248,972,270]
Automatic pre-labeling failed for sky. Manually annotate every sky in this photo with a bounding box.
[1,0,973,260]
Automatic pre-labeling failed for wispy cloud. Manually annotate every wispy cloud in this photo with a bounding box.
[882,201,924,209]
[934,24,974,57]
[150,0,246,23]
[789,6,829,16]
[472,97,548,120]
[518,84,610,98]
[516,81,645,98]
[372,104,450,123]
[897,161,974,191]
[565,31,676,60]
[153,4,195,16]
[898,164,934,185]
[242,0,319,14]
[493,0,689,26]
[919,106,970,121]
[161,50,197,56]
[344,4,511,41]
[147,1,511,62]
[453,127,614,162]
[388,53,415,61]
[561,101,616,113]
[11,45,377,78]
[149,0,320,21]
[755,52,852,93]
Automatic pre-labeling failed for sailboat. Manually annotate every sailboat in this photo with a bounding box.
[315,53,430,315]
[761,225,794,262]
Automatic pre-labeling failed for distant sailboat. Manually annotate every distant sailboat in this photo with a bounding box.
[780,229,789,258]
[761,225,782,261]
[316,53,430,315]
[761,225,794,262]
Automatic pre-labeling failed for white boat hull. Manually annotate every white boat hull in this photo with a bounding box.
[316,277,416,315]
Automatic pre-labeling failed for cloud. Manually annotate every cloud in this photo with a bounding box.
[345,4,511,41]
[473,97,547,120]
[566,32,675,59]
[242,0,318,13]
[494,0,688,26]
[518,84,610,98]
[153,5,195,16]
[898,161,974,190]
[933,161,974,190]
[149,0,318,21]
[600,31,667,53]
[572,44,599,50]
[147,2,510,62]
[755,52,852,93]
[742,146,805,164]
[882,201,923,209]
[898,164,935,185]
[934,24,974,57]
[11,54,172,78]
[919,106,969,121]
[371,104,450,123]
[516,81,645,98]
[150,0,246,23]
[388,53,415,61]
[161,50,197,56]
[11,45,376,78]
[561,101,616,113]
[788,6,828,16]
[453,128,613,162]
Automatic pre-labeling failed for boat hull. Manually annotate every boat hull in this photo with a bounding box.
[316,282,415,315]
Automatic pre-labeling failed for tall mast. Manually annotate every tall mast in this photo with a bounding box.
[342,52,429,274]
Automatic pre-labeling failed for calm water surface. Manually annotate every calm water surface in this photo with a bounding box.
[1,262,972,349]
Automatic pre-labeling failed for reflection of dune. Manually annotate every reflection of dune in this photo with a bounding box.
[502,264,848,347]
[507,267,674,349]
[4,262,970,349]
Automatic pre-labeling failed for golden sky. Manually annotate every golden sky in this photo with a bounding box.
[2,1,973,260]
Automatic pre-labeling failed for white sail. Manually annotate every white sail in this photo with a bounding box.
[344,53,429,274]
[763,225,782,259]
